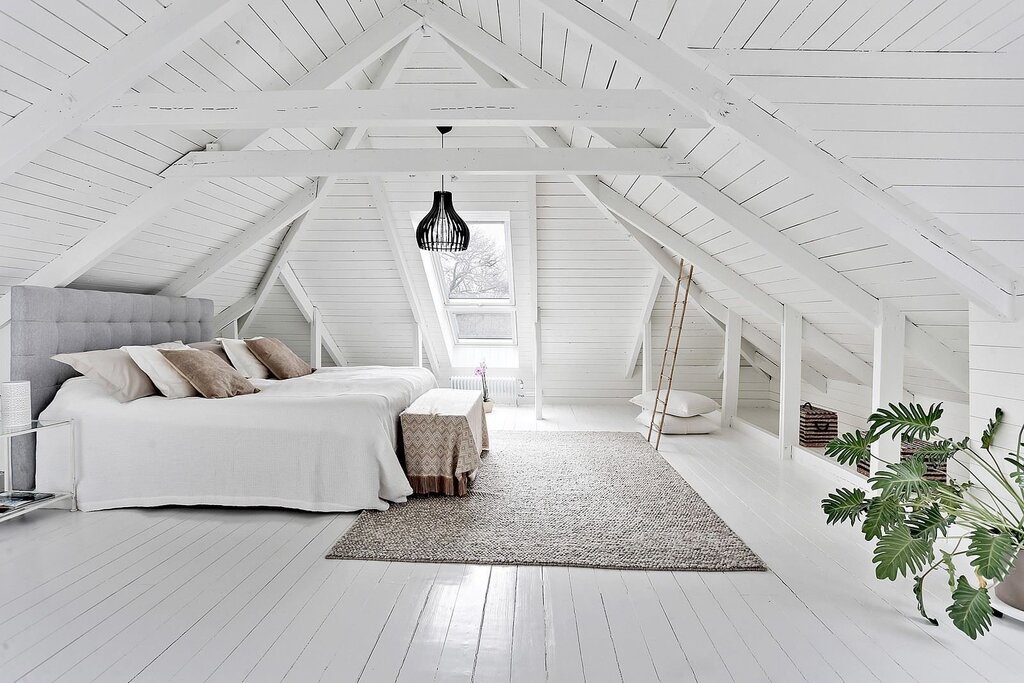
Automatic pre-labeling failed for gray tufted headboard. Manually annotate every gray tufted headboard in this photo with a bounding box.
[8,285,213,489]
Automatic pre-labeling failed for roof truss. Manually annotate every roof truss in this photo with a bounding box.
[527,0,1017,320]
[88,89,703,131]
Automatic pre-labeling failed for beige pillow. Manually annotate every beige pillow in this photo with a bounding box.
[121,342,198,399]
[629,390,719,417]
[635,411,718,435]
[159,349,259,399]
[188,340,232,367]
[51,348,157,402]
[218,337,272,379]
[245,337,313,380]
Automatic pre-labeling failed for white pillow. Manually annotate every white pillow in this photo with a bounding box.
[636,411,718,435]
[121,342,198,399]
[218,337,272,379]
[629,390,719,417]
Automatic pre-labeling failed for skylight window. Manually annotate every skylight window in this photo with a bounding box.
[430,219,516,345]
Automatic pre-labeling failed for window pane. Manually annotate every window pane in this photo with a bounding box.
[452,312,515,341]
[438,223,511,301]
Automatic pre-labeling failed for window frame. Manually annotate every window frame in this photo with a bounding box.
[429,215,517,346]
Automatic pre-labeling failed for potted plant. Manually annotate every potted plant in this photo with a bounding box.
[475,361,493,413]
[821,402,1024,639]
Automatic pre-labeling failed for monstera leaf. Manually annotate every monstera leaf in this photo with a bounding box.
[869,403,942,442]
[913,576,938,626]
[946,576,992,640]
[906,504,951,542]
[981,407,1004,450]
[821,488,868,526]
[825,430,877,466]
[862,496,902,541]
[967,528,1017,581]
[873,523,933,581]
[870,458,934,499]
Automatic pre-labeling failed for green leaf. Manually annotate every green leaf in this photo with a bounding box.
[821,488,869,526]
[912,439,958,463]
[873,524,934,581]
[914,575,938,626]
[967,528,1017,581]
[981,408,1004,450]
[870,457,935,499]
[941,551,957,591]
[1004,455,1024,491]
[868,403,943,442]
[862,496,902,541]
[906,504,950,542]
[825,430,877,466]
[946,576,992,639]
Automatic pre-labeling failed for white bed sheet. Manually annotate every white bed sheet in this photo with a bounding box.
[35,366,437,512]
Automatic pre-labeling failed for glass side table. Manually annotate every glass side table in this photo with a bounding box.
[1,419,76,523]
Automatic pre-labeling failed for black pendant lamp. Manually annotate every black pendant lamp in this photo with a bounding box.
[416,126,470,252]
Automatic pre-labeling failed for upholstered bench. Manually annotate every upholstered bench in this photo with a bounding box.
[400,388,489,496]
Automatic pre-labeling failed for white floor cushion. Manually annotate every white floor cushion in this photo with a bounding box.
[630,390,719,417]
[635,411,718,435]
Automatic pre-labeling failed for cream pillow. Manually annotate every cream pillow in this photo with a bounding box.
[636,411,718,435]
[51,348,157,402]
[121,342,198,399]
[218,338,272,379]
[629,390,719,417]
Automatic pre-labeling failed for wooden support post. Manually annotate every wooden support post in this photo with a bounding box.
[415,326,424,368]
[872,302,906,475]
[641,321,653,394]
[228,319,239,340]
[722,310,742,429]
[310,307,323,369]
[779,306,803,459]
[534,319,544,420]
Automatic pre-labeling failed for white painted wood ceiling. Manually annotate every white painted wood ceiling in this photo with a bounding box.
[2,0,1022,402]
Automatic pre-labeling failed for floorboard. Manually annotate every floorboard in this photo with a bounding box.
[1,402,1023,682]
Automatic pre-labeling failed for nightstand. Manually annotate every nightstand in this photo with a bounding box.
[1,419,76,522]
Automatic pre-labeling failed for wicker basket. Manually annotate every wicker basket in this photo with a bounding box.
[856,439,948,481]
[799,403,838,448]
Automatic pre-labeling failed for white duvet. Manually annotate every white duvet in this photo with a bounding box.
[35,366,437,512]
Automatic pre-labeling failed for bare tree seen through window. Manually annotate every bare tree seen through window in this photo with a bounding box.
[438,223,510,300]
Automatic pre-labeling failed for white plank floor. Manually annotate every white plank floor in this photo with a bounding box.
[2,402,1024,682]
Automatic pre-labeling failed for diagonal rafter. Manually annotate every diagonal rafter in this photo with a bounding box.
[527,0,1016,321]
[0,5,425,328]
[428,1,967,393]
[0,0,248,185]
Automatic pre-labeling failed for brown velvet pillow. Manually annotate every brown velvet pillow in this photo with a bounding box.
[244,337,313,380]
[159,349,260,399]
[187,340,232,367]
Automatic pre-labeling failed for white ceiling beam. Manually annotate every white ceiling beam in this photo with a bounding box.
[436,10,961,392]
[158,33,423,303]
[663,176,879,327]
[628,224,827,393]
[624,270,663,379]
[159,181,320,297]
[89,89,703,131]
[238,207,317,337]
[0,0,247,185]
[369,178,446,375]
[164,148,697,178]
[528,0,1017,320]
[279,265,346,367]
[212,294,257,333]
[436,10,865,389]
[0,7,424,328]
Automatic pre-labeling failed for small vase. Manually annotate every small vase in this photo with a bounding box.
[995,549,1024,611]
[483,400,494,414]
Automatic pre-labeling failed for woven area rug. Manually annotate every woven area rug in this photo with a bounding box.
[327,430,765,571]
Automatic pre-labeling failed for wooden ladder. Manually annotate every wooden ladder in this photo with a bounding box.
[647,259,695,449]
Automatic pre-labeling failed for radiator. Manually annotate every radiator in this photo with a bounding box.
[449,375,520,406]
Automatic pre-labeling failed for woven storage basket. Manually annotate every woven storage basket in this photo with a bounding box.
[856,439,948,481]
[799,402,838,448]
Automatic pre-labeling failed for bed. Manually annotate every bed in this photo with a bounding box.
[9,285,436,512]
